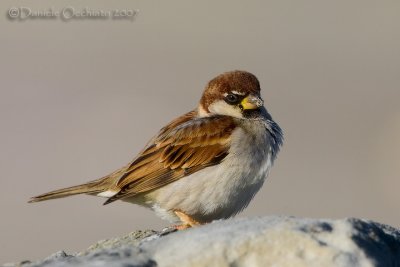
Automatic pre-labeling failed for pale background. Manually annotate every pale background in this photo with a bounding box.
[1,0,399,263]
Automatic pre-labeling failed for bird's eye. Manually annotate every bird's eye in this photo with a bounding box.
[225,93,239,104]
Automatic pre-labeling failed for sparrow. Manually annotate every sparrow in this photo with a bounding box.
[29,70,283,230]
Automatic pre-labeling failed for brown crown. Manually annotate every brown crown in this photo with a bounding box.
[200,70,261,111]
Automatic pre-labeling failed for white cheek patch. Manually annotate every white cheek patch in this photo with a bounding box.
[208,100,243,118]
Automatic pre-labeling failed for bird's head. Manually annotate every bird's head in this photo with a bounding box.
[199,70,264,118]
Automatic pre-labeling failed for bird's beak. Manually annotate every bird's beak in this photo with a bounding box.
[240,95,264,110]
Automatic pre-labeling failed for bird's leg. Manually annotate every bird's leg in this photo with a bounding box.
[173,210,201,230]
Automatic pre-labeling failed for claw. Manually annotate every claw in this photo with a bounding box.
[173,210,202,229]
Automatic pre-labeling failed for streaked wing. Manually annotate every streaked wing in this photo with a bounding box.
[103,111,237,204]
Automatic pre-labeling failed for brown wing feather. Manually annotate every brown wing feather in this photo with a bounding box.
[103,111,236,205]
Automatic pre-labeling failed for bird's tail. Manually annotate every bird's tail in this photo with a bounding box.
[28,168,124,203]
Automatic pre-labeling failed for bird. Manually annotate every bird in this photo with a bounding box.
[29,70,283,230]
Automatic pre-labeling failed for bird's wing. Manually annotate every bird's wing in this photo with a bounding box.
[103,111,237,204]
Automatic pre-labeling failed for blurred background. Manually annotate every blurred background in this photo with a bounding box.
[1,0,399,263]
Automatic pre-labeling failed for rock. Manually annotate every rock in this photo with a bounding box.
[4,216,400,267]
[78,230,157,256]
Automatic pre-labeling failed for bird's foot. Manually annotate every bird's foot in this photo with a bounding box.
[173,210,201,230]
[173,224,191,230]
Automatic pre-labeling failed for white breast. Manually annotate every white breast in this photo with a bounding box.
[129,119,275,224]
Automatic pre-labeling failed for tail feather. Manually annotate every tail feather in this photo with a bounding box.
[28,167,126,203]
[28,180,102,203]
